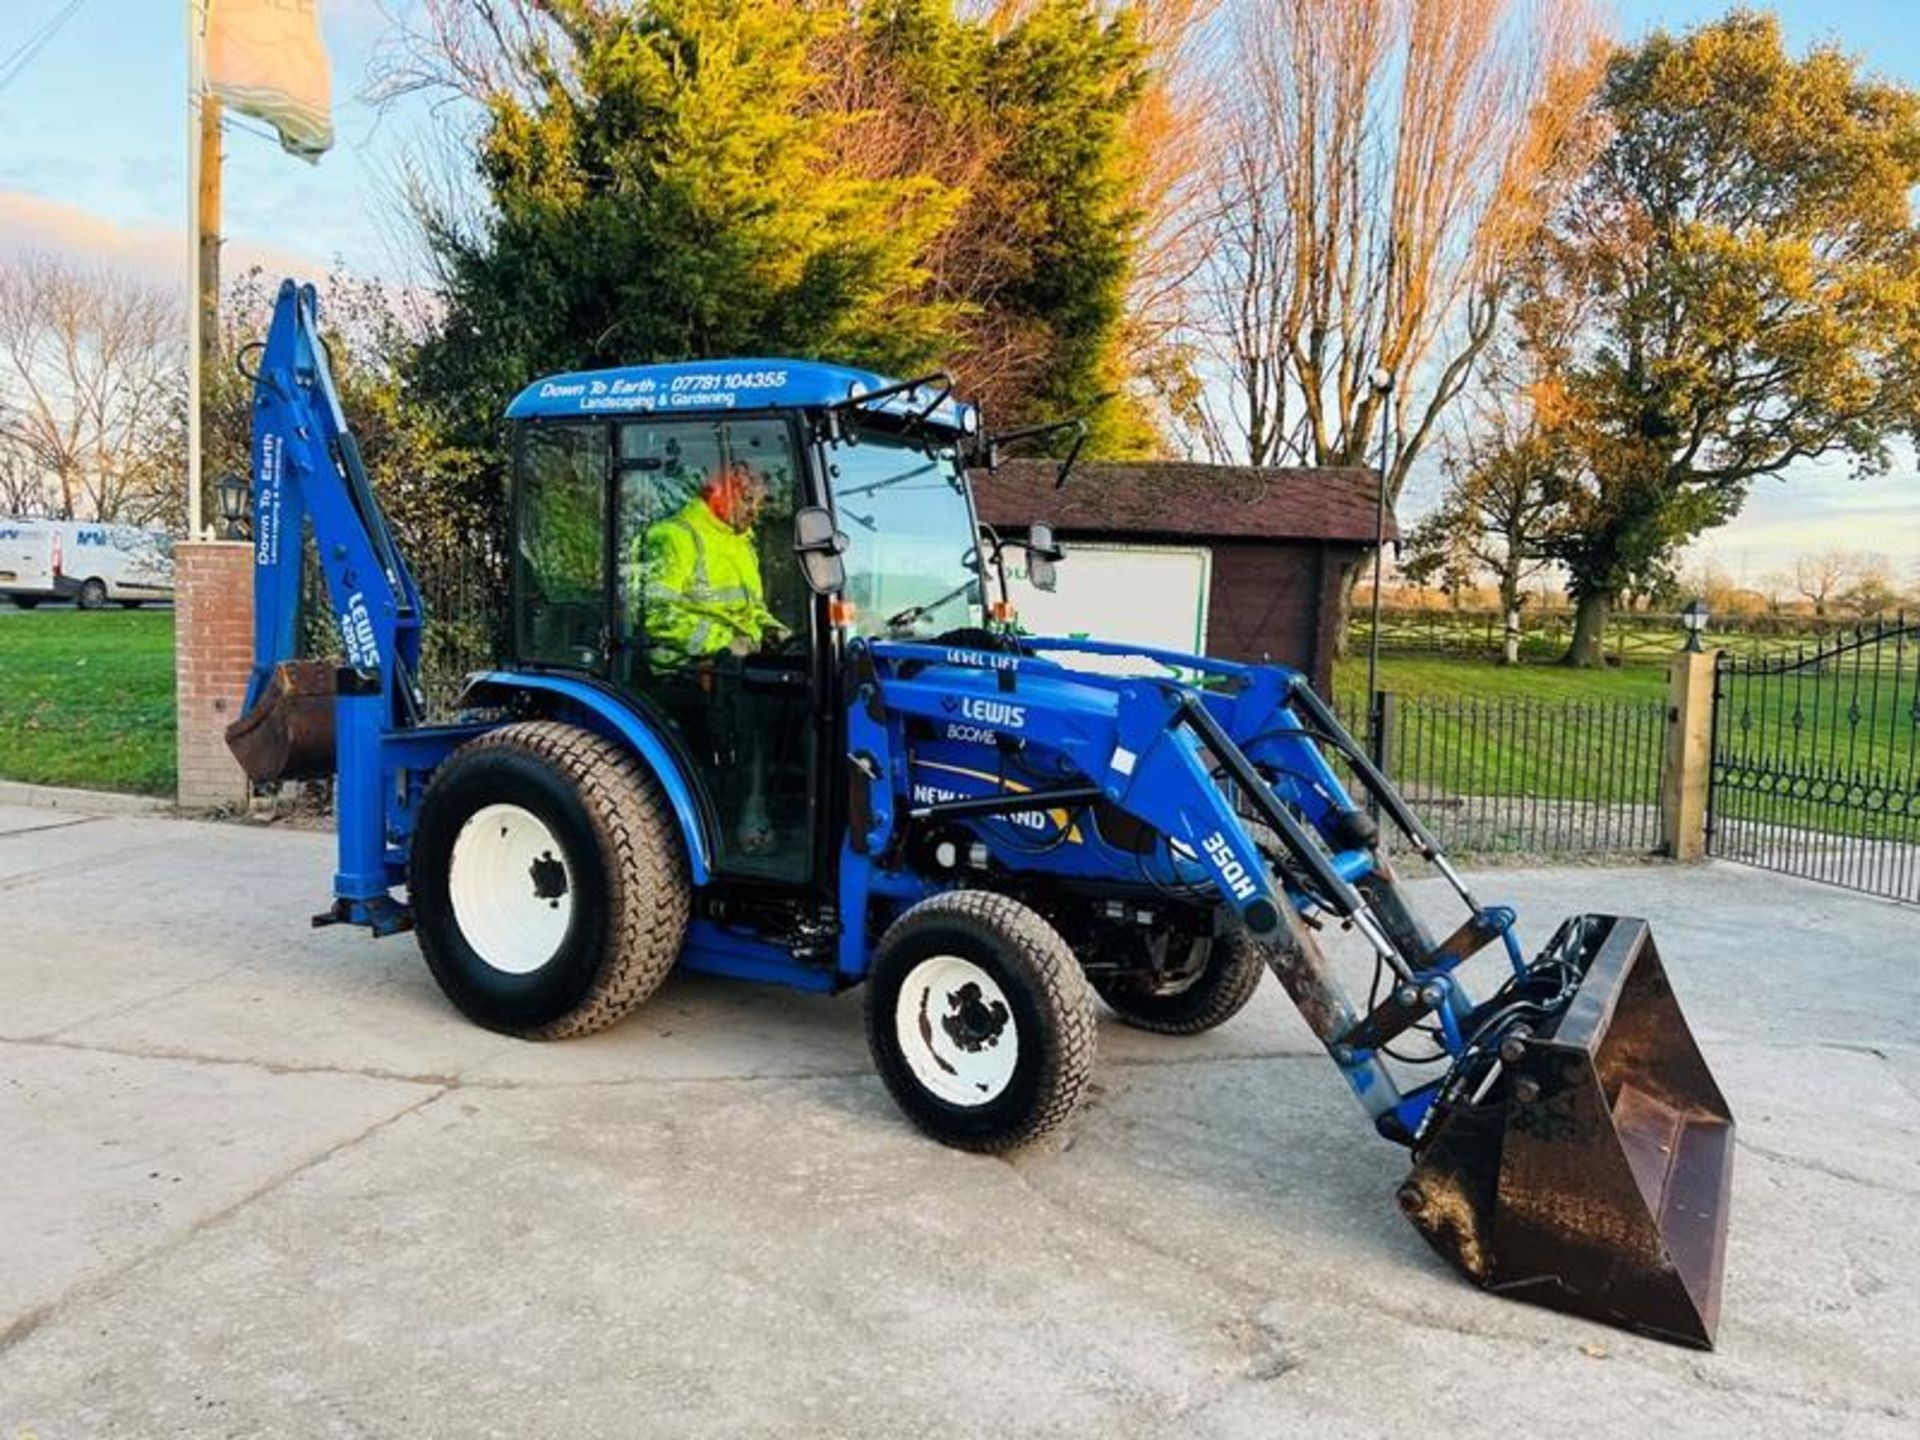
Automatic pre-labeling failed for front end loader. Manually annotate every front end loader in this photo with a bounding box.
[227,279,1733,1349]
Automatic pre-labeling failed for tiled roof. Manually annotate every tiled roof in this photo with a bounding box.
[969,459,1396,544]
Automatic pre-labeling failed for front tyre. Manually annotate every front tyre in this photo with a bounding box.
[76,578,108,610]
[409,721,690,1039]
[1090,932,1266,1036]
[864,892,1095,1153]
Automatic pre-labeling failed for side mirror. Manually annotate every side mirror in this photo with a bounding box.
[1027,523,1063,593]
[793,505,849,595]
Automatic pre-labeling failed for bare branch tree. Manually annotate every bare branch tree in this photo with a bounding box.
[1790,549,1853,618]
[368,0,560,113]
[0,409,53,516]
[1189,0,1606,489]
[0,253,184,527]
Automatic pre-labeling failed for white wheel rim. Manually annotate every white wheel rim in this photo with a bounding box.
[894,955,1020,1107]
[448,803,574,974]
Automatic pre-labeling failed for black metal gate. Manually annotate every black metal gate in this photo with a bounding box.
[1709,615,1920,903]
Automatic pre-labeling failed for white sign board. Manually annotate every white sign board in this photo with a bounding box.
[1000,541,1211,675]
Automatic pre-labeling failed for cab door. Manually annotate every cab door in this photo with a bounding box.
[611,416,820,886]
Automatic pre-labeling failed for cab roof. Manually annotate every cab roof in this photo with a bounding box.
[504,356,979,435]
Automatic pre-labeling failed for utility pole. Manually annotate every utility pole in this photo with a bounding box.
[1365,367,1394,711]
[200,92,223,419]
[185,0,219,539]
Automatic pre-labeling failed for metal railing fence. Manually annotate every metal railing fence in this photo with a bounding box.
[1350,606,1882,665]
[1333,689,1669,860]
[1709,615,1920,904]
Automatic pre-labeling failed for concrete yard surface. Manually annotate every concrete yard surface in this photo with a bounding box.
[2,802,1917,1437]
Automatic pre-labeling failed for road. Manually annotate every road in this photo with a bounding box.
[1,802,1915,1437]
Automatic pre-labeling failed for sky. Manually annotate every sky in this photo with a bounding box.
[0,0,1916,578]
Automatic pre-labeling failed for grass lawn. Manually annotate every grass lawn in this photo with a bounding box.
[1331,652,1670,704]
[0,608,175,795]
[1326,652,1673,805]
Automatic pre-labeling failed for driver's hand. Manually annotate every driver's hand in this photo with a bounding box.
[729,635,756,658]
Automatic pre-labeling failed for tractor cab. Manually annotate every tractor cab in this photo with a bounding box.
[501,361,1000,891]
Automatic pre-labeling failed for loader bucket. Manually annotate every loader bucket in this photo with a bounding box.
[1398,915,1733,1349]
[225,659,338,784]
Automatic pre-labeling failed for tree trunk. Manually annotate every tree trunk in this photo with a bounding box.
[1499,565,1521,665]
[1563,592,1610,666]
[1331,549,1372,660]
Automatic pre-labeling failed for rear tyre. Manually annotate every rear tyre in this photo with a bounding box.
[76,578,108,610]
[865,891,1096,1153]
[10,596,40,610]
[117,600,143,610]
[1090,931,1266,1036]
[409,721,690,1039]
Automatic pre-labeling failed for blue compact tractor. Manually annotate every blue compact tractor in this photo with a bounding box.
[228,282,1734,1348]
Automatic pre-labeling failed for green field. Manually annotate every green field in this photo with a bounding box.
[1331,648,1916,845]
[1332,653,1668,705]
[1327,654,1671,806]
[0,608,176,795]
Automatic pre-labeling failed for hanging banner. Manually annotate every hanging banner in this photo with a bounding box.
[207,0,334,162]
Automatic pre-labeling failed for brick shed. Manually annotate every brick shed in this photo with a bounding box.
[970,459,1395,693]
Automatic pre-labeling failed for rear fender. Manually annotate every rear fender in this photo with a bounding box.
[460,671,714,886]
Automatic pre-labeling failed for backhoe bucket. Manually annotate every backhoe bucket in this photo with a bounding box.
[225,659,338,784]
[1398,915,1733,1349]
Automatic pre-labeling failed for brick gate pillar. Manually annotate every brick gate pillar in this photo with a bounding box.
[174,540,255,809]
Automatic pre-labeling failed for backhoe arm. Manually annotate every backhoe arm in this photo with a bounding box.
[241,279,424,730]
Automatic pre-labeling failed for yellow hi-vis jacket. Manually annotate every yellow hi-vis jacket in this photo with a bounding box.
[636,497,781,663]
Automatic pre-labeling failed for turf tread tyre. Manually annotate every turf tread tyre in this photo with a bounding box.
[1091,931,1266,1036]
[865,891,1096,1154]
[411,720,689,1039]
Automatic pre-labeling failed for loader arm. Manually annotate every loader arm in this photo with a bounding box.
[852,634,1733,1348]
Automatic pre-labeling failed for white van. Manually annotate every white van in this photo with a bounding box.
[0,519,175,609]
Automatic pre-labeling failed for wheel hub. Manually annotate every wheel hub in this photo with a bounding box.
[940,982,1010,1052]
[447,803,574,974]
[895,956,1020,1107]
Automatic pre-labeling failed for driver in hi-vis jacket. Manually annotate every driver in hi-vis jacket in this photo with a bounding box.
[632,459,789,855]
[637,460,787,667]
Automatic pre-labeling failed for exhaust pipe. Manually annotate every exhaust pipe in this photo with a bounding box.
[1398,915,1733,1349]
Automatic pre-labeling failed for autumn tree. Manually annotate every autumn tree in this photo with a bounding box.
[1400,244,1588,658]
[0,253,184,527]
[1535,13,1920,664]
[1403,430,1564,659]
[380,0,1184,456]
[391,0,965,453]
[830,0,1169,451]
[1185,0,1605,489]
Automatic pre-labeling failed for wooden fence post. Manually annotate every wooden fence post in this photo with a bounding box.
[1661,647,1718,861]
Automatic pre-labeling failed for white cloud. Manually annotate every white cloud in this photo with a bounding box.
[1686,456,1920,582]
[0,189,326,296]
